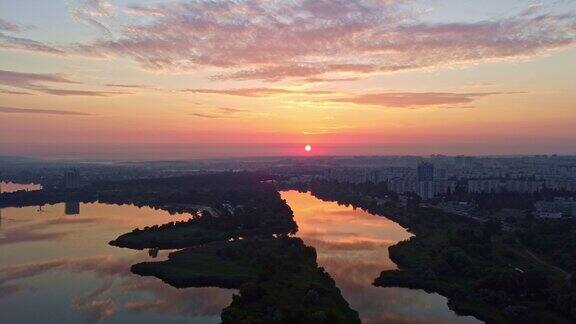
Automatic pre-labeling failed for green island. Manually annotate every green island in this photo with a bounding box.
[0,173,360,323]
[132,236,360,323]
[288,180,576,324]
[5,170,576,323]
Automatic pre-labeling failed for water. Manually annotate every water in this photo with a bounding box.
[282,190,481,324]
[0,182,43,193]
[0,187,480,323]
[0,203,232,324]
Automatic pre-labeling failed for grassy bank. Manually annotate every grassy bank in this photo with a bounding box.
[132,237,360,324]
[290,180,576,323]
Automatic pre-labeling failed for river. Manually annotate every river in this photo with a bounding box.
[0,187,479,323]
[282,190,480,324]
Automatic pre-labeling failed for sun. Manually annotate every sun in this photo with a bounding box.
[304,145,312,152]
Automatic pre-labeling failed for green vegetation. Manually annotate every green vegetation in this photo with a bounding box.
[520,219,576,273]
[133,237,360,323]
[292,180,576,324]
[1,172,298,249]
[64,173,358,323]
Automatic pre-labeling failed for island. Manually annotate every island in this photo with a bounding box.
[0,172,360,323]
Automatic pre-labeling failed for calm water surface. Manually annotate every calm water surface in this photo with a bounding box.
[0,202,232,323]
[0,186,480,323]
[0,182,43,193]
[282,190,481,324]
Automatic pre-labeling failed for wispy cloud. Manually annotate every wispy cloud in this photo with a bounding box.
[329,92,516,108]
[40,88,130,96]
[0,88,31,95]
[0,106,92,116]
[299,77,360,83]
[74,1,575,81]
[70,0,115,36]
[217,107,245,113]
[0,18,26,32]
[0,69,131,97]
[0,17,62,55]
[190,107,247,119]
[0,32,65,56]
[104,83,150,89]
[190,112,225,119]
[76,0,114,17]
[182,87,335,97]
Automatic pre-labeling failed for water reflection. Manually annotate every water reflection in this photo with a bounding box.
[0,182,43,194]
[282,190,481,324]
[0,203,233,323]
[65,201,81,215]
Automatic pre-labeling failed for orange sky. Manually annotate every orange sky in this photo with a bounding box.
[1,0,575,157]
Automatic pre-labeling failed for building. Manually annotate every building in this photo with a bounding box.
[467,178,544,194]
[535,198,576,218]
[417,162,434,199]
[64,169,81,189]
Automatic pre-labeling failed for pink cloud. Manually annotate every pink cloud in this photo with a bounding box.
[0,106,92,116]
[182,87,335,97]
[330,92,516,108]
[74,1,575,81]
[0,69,132,97]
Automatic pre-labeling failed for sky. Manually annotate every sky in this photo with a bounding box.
[0,0,575,158]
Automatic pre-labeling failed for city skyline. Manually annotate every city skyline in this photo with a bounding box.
[1,0,575,158]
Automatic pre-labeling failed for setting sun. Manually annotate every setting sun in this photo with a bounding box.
[305,145,312,152]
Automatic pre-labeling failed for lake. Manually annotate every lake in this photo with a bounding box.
[0,203,232,323]
[0,182,43,193]
[0,188,480,323]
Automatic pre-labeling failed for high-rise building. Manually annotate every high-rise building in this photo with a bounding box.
[64,169,81,189]
[417,162,434,182]
[417,162,434,199]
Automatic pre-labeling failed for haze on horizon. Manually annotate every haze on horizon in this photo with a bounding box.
[1,0,575,158]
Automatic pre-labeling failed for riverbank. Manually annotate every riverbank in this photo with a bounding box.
[287,180,575,323]
[132,236,360,323]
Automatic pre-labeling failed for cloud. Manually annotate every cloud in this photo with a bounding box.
[124,5,167,17]
[0,69,131,96]
[0,32,65,56]
[190,107,247,119]
[76,0,114,17]
[0,106,92,116]
[329,92,513,108]
[75,0,576,81]
[105,83,150,89]
[0,17,61,55]
[0,88,31,95]
[182,87,335,97]
[0,18,25,32]
[190,113,224,119]
[210,63,387,82]
[71,0,115,36]
[299,77,360,83]
[39,88,130,96]
[217,107,245,113]
[0,69,80,90]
